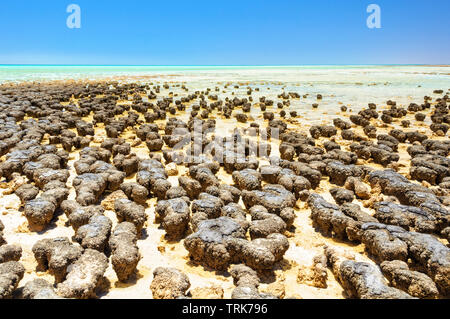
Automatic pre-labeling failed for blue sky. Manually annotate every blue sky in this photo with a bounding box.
[0,0,449,65]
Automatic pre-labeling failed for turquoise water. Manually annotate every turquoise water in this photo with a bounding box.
[0,65,357,82]
[0,65,370,83]
[1,65,449,84]
[0,65,449,124]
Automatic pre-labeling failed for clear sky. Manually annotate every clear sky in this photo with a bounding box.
[1,0,449,65]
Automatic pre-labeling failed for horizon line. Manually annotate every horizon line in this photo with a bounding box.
[1,64,449,67]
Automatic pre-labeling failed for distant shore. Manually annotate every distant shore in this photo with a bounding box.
[1,65,450,86]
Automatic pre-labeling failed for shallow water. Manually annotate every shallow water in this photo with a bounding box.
[2,65,449,121]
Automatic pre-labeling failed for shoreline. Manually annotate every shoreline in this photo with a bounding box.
[1,64,449,67]
[1,65,450,86]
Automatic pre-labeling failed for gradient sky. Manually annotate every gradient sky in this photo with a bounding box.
[0,0,449,65]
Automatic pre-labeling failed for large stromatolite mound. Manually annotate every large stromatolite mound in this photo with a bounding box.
[259,165,312,199]
[368,169,449,227]
[232,168,262,191]
[178,176,202,200]
[360,222,450,296]
[61,200,105,231]
[230,264,276,299]
[184,217,246,270]
[150,267,190,299]
[259,165,282,184]
[380,260,439,299]
[56,249,108,299]
[374,201,440,234]
[73,215,112,252]
[155,197,191,239]
[89,160,126,192]
[325,161,365,186]
[307,193,361,241]
[114,198,147,234]
[136,158,170,200]
[248,205,287,239]
[344,176,370,200]
[72,173,107,206]
[338,261,414,299]
[166,186,189,200]
[226,233,290,270]
[242,184,296,215]
[15,183,39,203]
[310,125,337,139]
[113,153,140,177]
[409,153,450,185]
[32,168,70,189]
[391,230,450,296]
[120,182,149,205]
[32,237,83,283]
[360,223,409,262]
[23,198,57,231]
[191,193,224,230]
[222,153,259,174]
[189,163,221,191]
[109,222,140,282]
[330,187,355,205]
[20,279,63,299]
[0,244,22,264]
[279,160,322,189]
[0,261,25,299]
[325,246,414,299]
[208,184,241,204]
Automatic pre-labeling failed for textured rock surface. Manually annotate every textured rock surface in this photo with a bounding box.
[0,261,25,299]
[56,249,108,299]
[109,222,140,282]
[150,267,190,299]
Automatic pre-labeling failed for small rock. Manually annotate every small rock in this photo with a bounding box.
[166,162,179,176]
[190,284,224,299]
[101,190,127,211]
